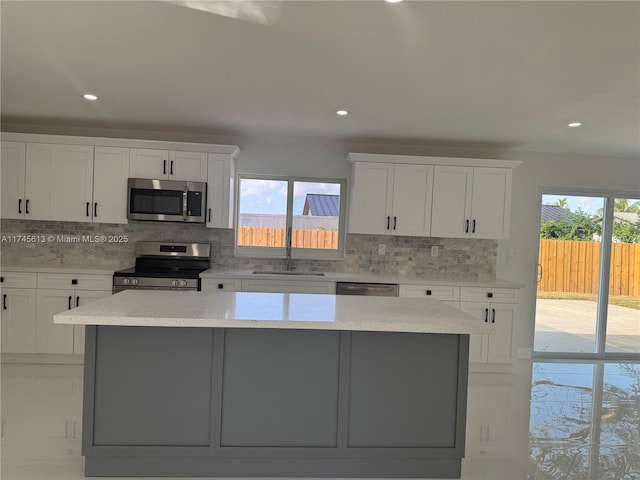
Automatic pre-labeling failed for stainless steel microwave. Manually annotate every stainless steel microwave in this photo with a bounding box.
[127,178,206,223]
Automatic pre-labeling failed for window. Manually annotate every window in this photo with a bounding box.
[236,176,346,259]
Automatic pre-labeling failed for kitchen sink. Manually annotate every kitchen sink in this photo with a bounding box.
[251,270,325,276]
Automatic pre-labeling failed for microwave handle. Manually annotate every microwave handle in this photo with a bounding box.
[183,188,188,221]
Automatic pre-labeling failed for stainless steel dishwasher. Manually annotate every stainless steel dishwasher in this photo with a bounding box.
[335,282,399,296]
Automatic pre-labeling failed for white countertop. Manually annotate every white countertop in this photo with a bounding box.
[201,269,523,288]
[54,290,495,335]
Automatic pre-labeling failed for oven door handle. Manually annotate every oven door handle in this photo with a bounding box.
[183,187,188,221]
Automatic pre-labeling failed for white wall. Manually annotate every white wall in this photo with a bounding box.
[4,123,639,357]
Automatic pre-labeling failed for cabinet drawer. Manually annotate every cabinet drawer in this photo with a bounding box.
[0,272,37,289]
[37,273,112,291]
[460,287,518,304]
[399,284,460,302]
[202,278,242,292]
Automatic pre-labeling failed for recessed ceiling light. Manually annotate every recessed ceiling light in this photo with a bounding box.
[336,110,348,116]
[83,94,98,101]
[385,0,403,3]
[567,122,582,128]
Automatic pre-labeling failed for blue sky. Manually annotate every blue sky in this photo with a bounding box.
[239,179,341,215]
[542,195,605,215]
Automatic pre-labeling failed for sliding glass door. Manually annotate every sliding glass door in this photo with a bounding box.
[534,191,640,359]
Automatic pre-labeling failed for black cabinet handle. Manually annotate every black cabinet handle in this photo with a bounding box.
[218,283,224,289]
[3,294,7,310]
[465,219,469,233]
[208,208,212,223]
[94,202,98,217]
[0,276,3,283]
[18,199,22,214]
[86,202,90,217]
[487,292,493,298]
[426,290,432,295]
[76,296,80,308]
[170,160,174,175]
[68,296,72,310]
[484,308,489,323]
[393,216,397,230]
[163,160,167,175]
[25,199,29,214]
[491,308,496,324]
[71,279,78,285]
[472,219,476,233]
[386,216,390,230]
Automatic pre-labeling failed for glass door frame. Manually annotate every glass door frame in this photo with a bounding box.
[534,187,640,361]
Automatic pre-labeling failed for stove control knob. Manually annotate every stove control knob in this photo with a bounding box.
[123,278,130,285]
[131,279,139,286]
[172,280,179,287]
[179,280,187,287]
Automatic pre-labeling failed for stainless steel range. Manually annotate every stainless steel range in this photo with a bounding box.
[113,242,211,293]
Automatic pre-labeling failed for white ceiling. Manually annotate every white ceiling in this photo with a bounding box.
[2,1,639,158]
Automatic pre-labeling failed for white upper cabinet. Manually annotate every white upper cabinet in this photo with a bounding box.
[130,148,207,182]
[431,166,512,239]
[206,153,235,228]
[92,147,130,224]
[346,153,518,240]
[50,144,95,223]
[1,141,26,219]
[25,143,94,222]
[348,162,434,236]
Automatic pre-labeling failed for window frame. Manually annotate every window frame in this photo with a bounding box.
[234,174,347,260]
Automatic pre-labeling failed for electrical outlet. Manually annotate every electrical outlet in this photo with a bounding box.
[431,246,439,258]
[378,244,385,255]
[507,248,518,261]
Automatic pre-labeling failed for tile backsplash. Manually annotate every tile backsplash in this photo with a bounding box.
[0,219,496,278]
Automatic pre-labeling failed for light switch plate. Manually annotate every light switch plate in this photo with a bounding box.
[378,244,385,255]
[431,246,439,258]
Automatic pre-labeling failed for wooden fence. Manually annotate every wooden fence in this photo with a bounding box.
[238,227,339,250]
[538,239,640,296]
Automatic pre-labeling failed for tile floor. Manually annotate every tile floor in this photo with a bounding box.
[1,360,638,480]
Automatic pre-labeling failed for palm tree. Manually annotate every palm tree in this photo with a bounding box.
[555,198,568,208]
[614,198,640,213]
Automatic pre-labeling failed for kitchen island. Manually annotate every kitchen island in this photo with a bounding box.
[55,290,494,478]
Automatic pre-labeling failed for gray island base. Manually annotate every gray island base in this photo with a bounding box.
[54,291,490,478]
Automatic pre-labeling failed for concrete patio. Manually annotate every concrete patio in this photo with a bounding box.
[534,299,640,354]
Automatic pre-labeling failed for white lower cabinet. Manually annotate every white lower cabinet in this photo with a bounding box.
[1,271,111,356]
[460,287,518,364]
[1,272,38,354]
[241,278,336,294]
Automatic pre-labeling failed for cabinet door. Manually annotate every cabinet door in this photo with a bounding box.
[1,141,26,219]
[73,290,111,354]
[206,154,234,228]
[348,162,393,235]
[430,165,473,238]
[129,148,168,179]
[51,145,94,222]
[25,143,55,220]
[169,151,208,182]
[0,288,37,353]
[93,147,130,224]
[391,164,434,236]
[486,303,515,364]
[35,289,74,354]
[470,167,512,239]
[459,302,488,363]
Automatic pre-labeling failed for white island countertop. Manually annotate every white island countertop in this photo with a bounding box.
[54,290,495,335]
